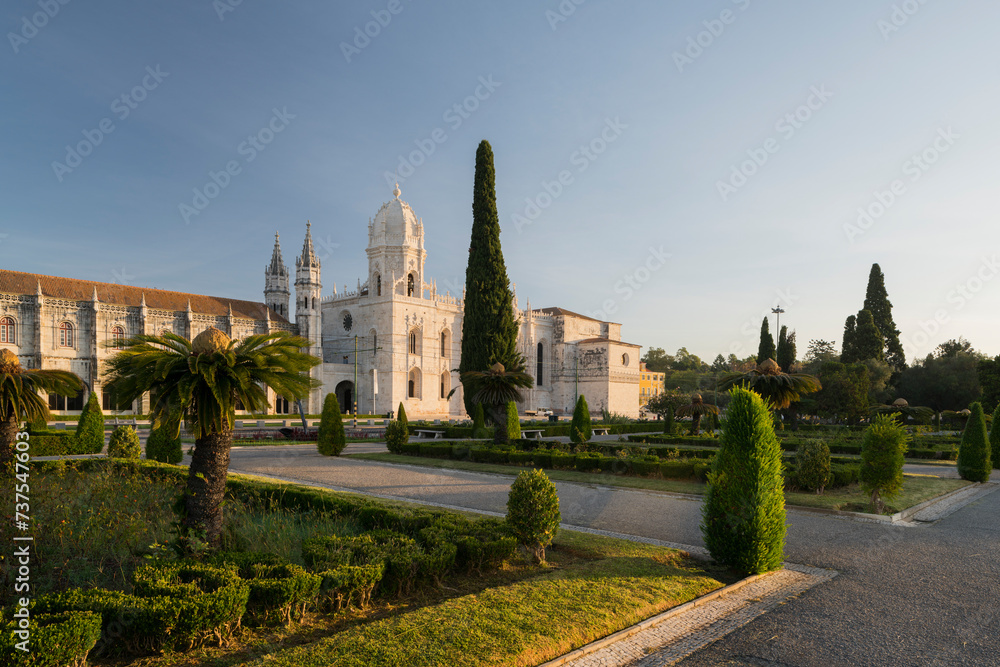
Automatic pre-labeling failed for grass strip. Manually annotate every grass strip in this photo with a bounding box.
[348,453,971,514]
[240,533,725,667]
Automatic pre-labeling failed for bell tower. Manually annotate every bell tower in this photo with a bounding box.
[366,183,426,299]
[295,222,323,410]
[264,232,289,319]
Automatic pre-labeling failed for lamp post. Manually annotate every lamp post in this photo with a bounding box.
[771,306,785,333]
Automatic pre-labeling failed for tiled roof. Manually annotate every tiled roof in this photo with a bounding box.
[575,337,641,348]
[533,307,602,322]
[0,270,289,323]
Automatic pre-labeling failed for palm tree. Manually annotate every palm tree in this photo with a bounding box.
[675,393,719,435]
[718,358,822,411]
[103,327,320,547]
[871,398,933,425]
[0,349,83,470]
[460,362,533,445]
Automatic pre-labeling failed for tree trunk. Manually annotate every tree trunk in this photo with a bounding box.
[690,413,702,436]
[184,429,233,548]
[0,413,19,472]
[488,405,508,446]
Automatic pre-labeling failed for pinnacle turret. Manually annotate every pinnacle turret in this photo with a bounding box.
[297,221,320,269]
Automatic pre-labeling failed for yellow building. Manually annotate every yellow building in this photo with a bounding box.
[639,361,665,407]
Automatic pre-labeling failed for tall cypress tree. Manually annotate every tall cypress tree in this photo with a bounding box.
[756,318,775,364]
[853,309,885,362]
[841,315,858,364]
[460,141,522,415]
[863,264,906,372]
[776,326,796,373]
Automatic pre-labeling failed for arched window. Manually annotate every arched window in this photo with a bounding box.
[375,274,381,296]
[409,329,419,355]
[440,371,451,399]
[0,317,14,344]
[536,342,544,386]
[408,367,421,399]
[111,326,126,349]
[407,273,415,297]
[440,330,450,357]
[59,322,74,347]
[622,353,629,367]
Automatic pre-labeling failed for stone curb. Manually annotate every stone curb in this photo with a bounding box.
[537,571,776,667]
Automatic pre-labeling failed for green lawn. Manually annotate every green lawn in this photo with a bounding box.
[348,452,971,515]
[233,531,730,667]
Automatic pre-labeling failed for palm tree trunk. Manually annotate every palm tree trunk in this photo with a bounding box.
[184,429,233,548]
[488,405,508,446]
[691,413,702,436]
[0,413,19,472]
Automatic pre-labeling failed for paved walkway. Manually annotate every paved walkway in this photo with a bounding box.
[224,444,1000,666]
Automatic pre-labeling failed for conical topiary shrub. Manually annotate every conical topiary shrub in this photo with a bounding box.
[107,425,141,460]
[506,469,560,563]
[146,416,183,464]
[472,403,488,439]
[318,393,347,456]
[570,395,591,444]
[701,387,786,575]
[991,405,1000,470]
[506,401,521,440]
[75,391,105,453]
[957,402,991,482]
[397,402,408,434]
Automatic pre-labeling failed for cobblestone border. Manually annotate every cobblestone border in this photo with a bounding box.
[541,562,837,667]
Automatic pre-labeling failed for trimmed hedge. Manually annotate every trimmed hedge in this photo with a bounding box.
[1,611,101,667]
[28,434,98,456]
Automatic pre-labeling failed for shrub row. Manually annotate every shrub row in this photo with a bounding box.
[426,422,659,439]
[28,433,101,456]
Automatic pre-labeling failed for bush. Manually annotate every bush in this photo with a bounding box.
[795,440,831,494]
[316,562,385,611]
[551,452,576,469]
[1,611,101,667]
[384,420,409,454]
[75,391,105,453]
[318,393,347,456]
[570,395,592,443]
[860,414,910,513]
[957,402,992,482]
[992,405,1000,470]
[532,449,553,469]
[107,426,141,460]
[419,442,452,459]
[472,403,488,439]
[660,460,697,479]
[146,417,183,465]
[506,469,561,563]
[29,434,90,456]
[701,388,785,576]
[574,451,601,472]
[506,401,521,440]
[397,402,408,433]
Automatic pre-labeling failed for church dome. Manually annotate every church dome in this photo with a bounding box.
[372,183,420,238]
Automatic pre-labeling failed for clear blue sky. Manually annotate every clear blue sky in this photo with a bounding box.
[2,0,998,364]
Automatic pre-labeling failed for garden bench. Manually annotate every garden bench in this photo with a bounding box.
[521,430,543,440]
[592,428,610,436]
[414,429,444,440]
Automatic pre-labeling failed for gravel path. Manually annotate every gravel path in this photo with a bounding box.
[226,444,1000,667]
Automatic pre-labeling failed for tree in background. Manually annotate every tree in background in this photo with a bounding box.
[676,393,719,436]
[841,315,858,364]
[701,387,785,575]
[813,362,871,423]
[570,395,592,444]
[641,347,673,373]
[896,352,982,413]
[317,392,347,456]
[853,309,885,363]
[860,414,909,514]
[459,140,521,415]
[776,327,796,373]
[75,391,105,453]
[863,263,906,373]
[990,405,1000,470]
[957,402,991,483]
[711,354,729,373]
[718,358,821,411]
[937,337,975,358]
[757,318,776,364]
[976,355,1000,413]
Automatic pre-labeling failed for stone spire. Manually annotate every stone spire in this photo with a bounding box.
[268,232,286,275]
[297,221,320,269]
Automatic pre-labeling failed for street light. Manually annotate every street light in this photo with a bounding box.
[771,306,785,333]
